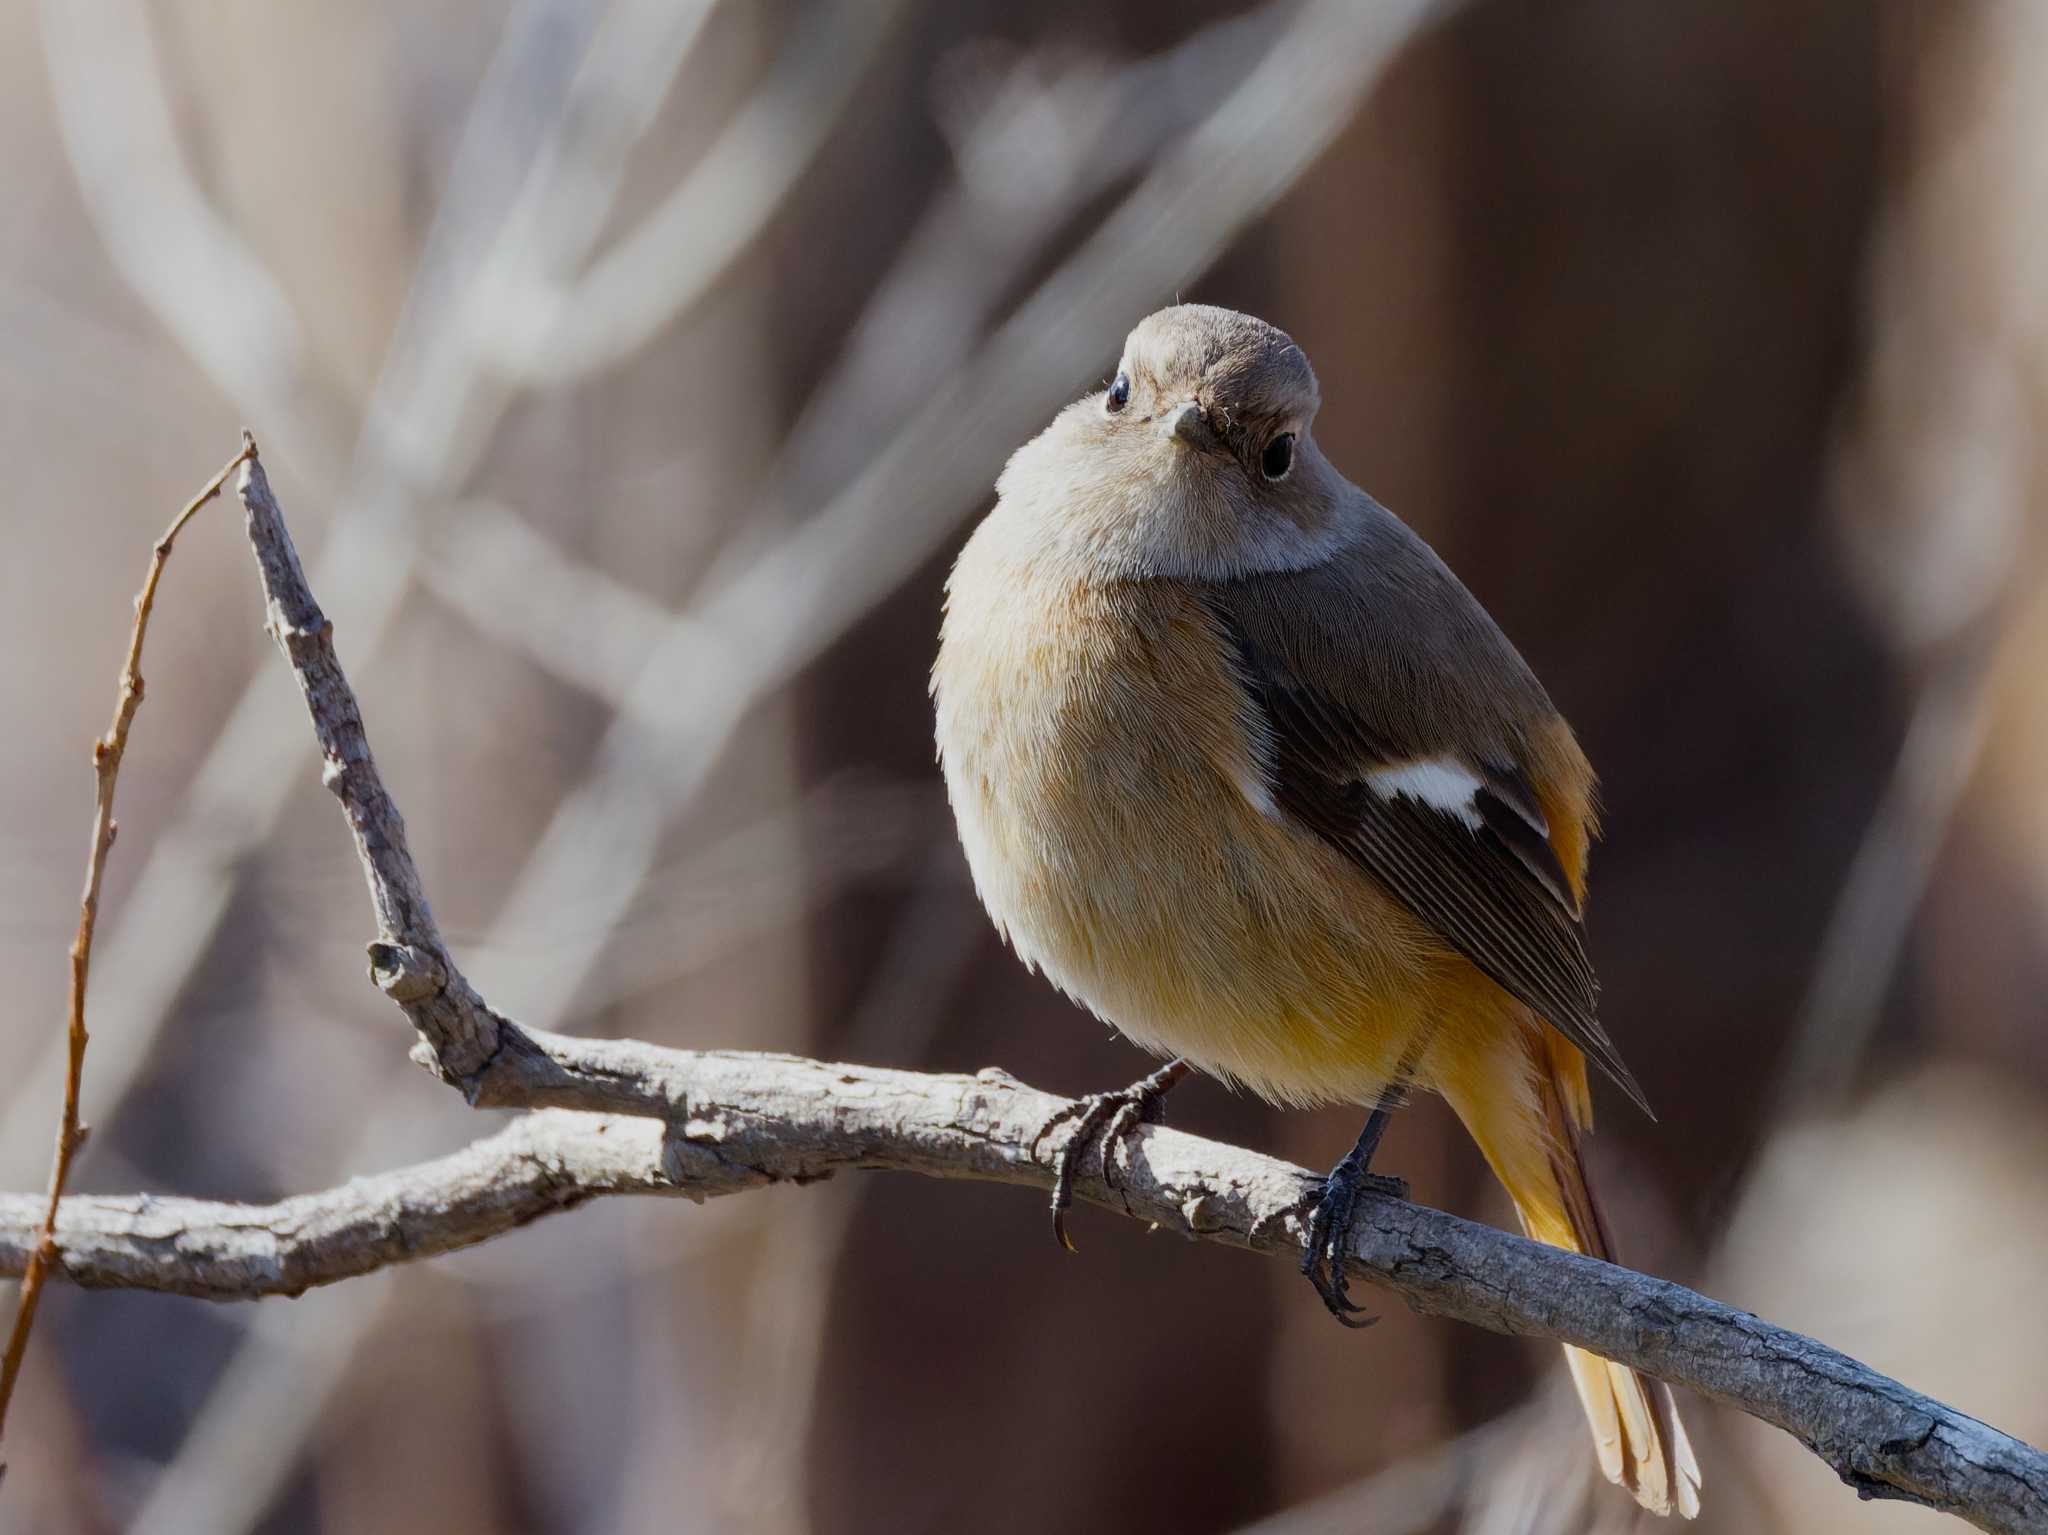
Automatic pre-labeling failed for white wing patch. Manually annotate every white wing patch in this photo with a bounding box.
[1366,757,1484,829]
[1233,763,1281,820]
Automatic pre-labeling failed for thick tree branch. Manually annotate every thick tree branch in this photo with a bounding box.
[0,447,1961,1534]
[3,1052,2045,1533]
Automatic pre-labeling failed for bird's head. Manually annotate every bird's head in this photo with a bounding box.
[994,304,1356,582]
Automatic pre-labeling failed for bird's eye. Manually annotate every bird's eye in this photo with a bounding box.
[1261,432,1296,480]
[1105,372,1131,414]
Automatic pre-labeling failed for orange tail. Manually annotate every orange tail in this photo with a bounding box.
[1438,1025,1701,1518]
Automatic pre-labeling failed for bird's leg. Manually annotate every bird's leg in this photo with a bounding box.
[1028,1058,1192,1252]
[1300,1086,1411,1327]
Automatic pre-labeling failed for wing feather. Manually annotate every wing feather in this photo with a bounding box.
[1201,576,1650,1117]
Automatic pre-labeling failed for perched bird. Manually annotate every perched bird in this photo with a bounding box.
[932,304,1699,1518]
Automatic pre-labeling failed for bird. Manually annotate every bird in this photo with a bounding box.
[931,303,1700,1518]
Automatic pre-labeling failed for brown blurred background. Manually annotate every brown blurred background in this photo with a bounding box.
[4,1,2046,1532]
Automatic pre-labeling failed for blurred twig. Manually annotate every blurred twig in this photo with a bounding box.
[709,842,985,1534]
[1773,646,1999,1114]
[1231,1404,1541,1535]
[0,441,254,1464]
[37,0,323,463]
[474,0,907,381]
[3,0,704,1185]
[1774,0,2048,1118]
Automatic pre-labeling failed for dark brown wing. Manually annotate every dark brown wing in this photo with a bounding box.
[1206,593,1651,1117]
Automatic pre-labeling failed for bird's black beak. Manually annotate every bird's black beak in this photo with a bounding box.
[1167,401,1220,453]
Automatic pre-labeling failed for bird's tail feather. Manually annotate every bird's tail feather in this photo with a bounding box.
[1443,1027,1701,1519]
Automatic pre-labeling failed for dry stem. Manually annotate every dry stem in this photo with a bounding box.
[0,439,256,1462]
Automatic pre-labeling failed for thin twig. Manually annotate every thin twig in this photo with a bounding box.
[0,439,255,1461]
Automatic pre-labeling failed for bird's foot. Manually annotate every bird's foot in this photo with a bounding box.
[1029,1059,1191,1251]
[1298,1145,1408,1328]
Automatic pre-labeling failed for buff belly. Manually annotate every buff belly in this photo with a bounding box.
[935,566,1483,1109]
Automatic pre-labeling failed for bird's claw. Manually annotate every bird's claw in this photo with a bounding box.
[1029,1060,1188,1251]
[1298,1162,1407,1326]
